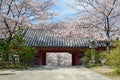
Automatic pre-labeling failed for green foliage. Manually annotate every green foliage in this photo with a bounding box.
[11,28,37,66]
[0,62,29,69]
[85,49,102,64]
[10,27,26,48]
[0,40,10,61]
[107,40,120,74]
[19,46,37,65]
[0,27,36,69]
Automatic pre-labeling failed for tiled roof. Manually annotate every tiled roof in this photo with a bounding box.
[23,29,107,48]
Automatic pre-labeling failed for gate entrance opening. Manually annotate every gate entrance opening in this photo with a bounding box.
[46,52,72,66]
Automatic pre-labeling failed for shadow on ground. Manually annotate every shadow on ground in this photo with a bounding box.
[0,73,15,76]
[28,66,84,71]
[12,66,84,71]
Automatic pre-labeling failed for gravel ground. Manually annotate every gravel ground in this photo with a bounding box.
[0,66,112,80]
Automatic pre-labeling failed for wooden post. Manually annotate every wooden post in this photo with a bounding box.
[72,53,75,65]
[72,52,79,65]
[39,53,43,65]
[38,51,46,65]
[42,53,46,65]
[75,53,79,65]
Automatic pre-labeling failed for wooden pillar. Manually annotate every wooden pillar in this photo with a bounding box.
[75,53,79,65]
[38,53,43,65]
[38,50,46,65]
[72,53,75,65]
[72,52,79,65]
[42,53,46,65]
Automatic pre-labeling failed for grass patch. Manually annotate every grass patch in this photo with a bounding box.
[91,66,120,80]
[0,62,31,70]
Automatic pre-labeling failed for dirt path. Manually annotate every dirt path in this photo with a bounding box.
[0,66,112,80]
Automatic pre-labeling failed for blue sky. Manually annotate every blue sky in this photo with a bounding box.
[32,0,77,24]
[51,0,77,22]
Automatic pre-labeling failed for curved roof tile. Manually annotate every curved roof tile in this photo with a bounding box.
[23,29,107,48]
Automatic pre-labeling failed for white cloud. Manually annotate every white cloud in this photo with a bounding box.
[51,0,77,22]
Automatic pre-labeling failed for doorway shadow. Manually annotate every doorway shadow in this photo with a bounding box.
[28,65,84,71]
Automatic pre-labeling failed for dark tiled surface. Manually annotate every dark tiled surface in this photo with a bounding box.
[23,29,107,48]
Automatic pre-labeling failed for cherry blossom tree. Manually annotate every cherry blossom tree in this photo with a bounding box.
[0,0,56,41]
[47,18,101,42]
[71,0,120,52]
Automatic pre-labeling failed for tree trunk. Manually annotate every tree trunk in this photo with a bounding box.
[12,55,17,67]
[106,16,110,53]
